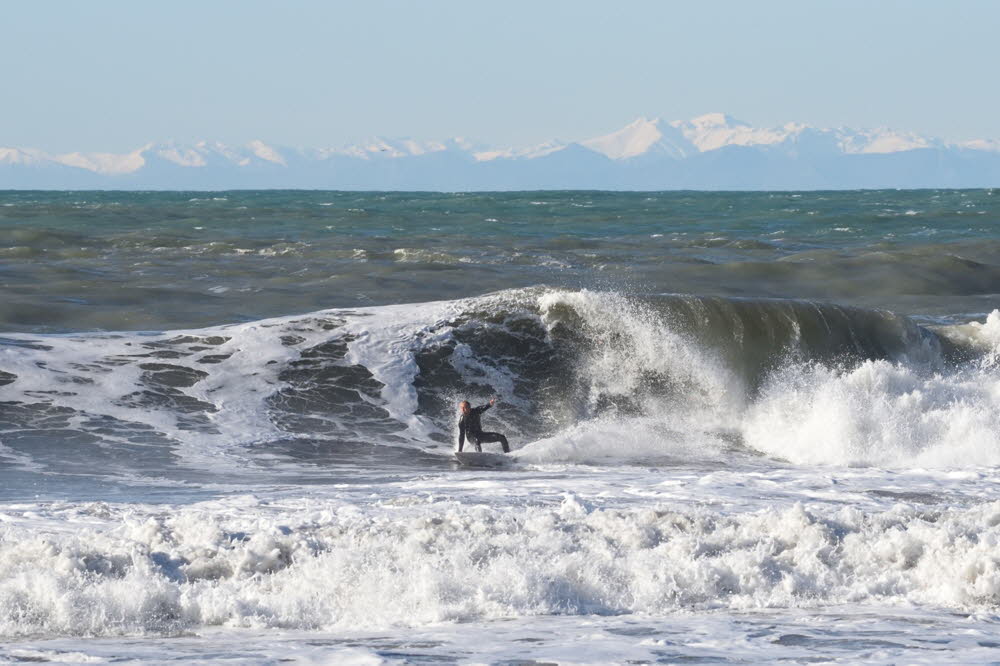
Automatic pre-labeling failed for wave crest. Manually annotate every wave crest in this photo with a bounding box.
[1,288,999,472]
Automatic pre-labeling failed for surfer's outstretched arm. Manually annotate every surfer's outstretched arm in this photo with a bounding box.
[457,428,465,452]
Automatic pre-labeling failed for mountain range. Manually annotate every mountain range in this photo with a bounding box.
[3,113,1000,190]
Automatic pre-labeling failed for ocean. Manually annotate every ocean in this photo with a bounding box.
[2,189,1000,664]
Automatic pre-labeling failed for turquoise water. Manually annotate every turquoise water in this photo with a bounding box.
[2,189,998,331]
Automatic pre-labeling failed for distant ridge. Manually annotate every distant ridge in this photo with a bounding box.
[3,113,1000,190]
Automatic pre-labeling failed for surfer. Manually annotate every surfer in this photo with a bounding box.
[457,397,510,453]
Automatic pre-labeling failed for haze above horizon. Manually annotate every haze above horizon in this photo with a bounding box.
[3,1,998,152]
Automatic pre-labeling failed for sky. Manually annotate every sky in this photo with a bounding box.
[3,0,999,152]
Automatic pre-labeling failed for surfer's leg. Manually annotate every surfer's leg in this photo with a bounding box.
[477,432,509,453]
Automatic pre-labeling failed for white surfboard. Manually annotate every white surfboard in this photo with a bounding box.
[454,451,511,468]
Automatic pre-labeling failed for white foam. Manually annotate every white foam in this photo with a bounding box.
[743,358,1000,467]
[936,309,1000,367]
[5,495,1000,639]
[5,649,105,663]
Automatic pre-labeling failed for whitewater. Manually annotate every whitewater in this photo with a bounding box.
[3,189,1000,664]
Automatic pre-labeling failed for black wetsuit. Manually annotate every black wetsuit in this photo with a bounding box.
[458,403,509,453]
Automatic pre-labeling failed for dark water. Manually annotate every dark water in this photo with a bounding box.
[2,189,998,332]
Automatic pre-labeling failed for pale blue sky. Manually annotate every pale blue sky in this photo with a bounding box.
[3,0,998,152]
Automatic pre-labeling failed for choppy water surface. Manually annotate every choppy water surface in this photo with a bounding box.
[3,189,999,332]
[3,189,1000,664]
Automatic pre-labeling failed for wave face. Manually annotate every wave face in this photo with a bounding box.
[2,287,998,486]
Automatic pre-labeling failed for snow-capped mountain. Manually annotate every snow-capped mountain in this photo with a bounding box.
[581,117,692,160]
[3,114,1000,190]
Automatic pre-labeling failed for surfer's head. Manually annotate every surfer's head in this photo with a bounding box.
[459,400,471,414]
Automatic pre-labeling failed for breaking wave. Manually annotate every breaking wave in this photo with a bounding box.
[1,287,999,476]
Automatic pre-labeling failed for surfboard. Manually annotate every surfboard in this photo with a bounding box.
[454,451,511,468]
